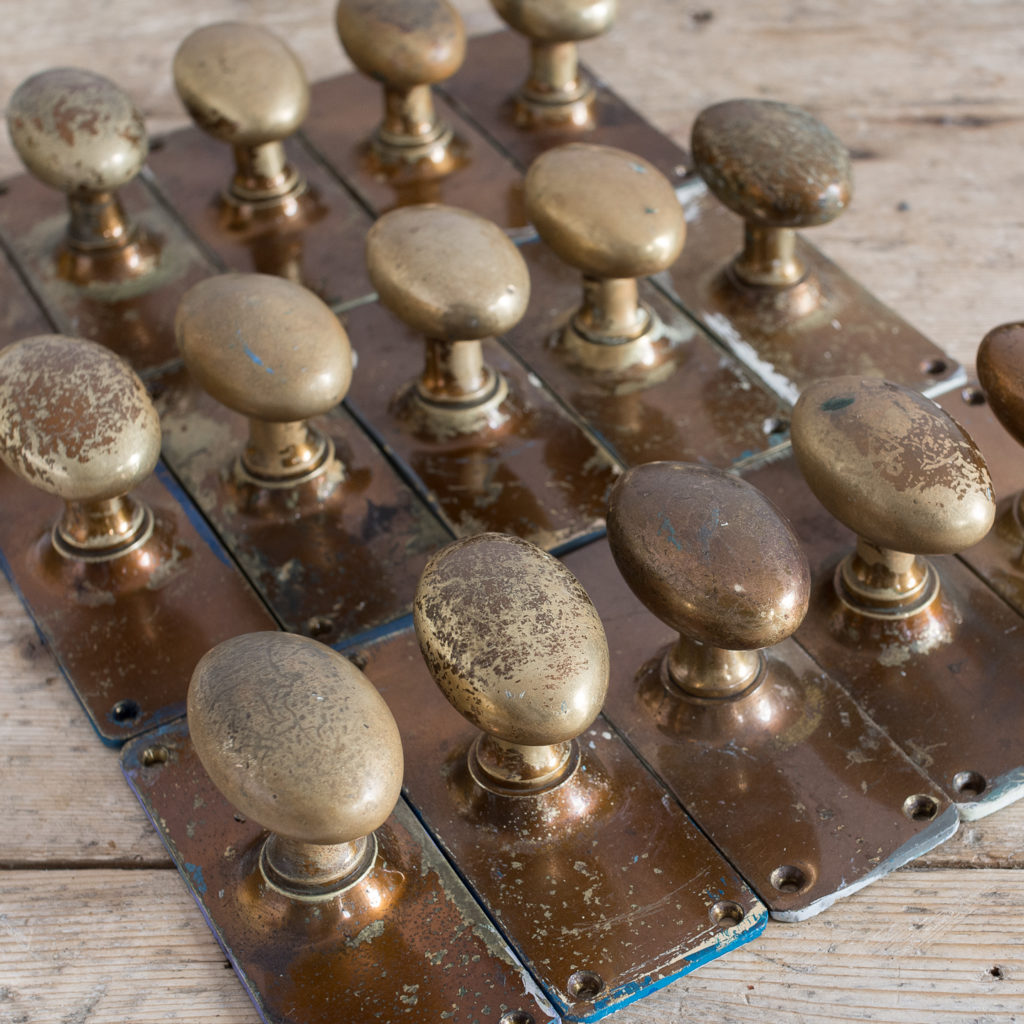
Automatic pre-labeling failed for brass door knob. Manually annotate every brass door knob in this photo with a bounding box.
[173,22,310,213]
[607,461,810,697]
[692,99,851,304]
[525,143,685,373]
[792,376,995,618]
[0,334,160,560]
[491,0,617,128]
[335,0,466,177]
[978,322,1024,447]
[414,533,608,793]
[6,68,158,284]
[175,273,353,487]
[188,631,404,898]
[366,204,530,435]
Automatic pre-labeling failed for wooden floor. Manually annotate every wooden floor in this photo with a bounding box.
[2,2,1024,1022]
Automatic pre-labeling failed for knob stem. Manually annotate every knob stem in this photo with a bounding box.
[60,191,157,284]
[665,637,764,699]
[54,494,152,560]
[419,338,491,402]
[734,225,804,288]
[526,40,583,102]
[381,83,442,143]
[230,141,303,204]
[242,419,333,485]
[573,276,650,341]
[261,832,376,898]
[836,537,937,614]
[469,733,577,793]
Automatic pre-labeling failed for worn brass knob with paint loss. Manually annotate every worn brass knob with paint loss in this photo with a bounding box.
[792,376,995,620]
[175,273,352,487]
[366,204,530,436]
[492,0,617,128]
[607,462,810,698]
[692,99,851,303]
[525,143,685,374]
[173,22,310,214]
[336,0,466,178]
[414,533,608,793]
[0,335,161,560]
[6,68,158,284]
[188,631,404,898]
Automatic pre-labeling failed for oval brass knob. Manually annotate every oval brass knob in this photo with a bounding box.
[188,631,404,897]
[691,99,851,291]
[173,22,309,208]
[175,273,353,486]
[525,143,685,371]
[366,204,530,434]
[792,376,994,615]
[607,461,809,697]
[414,533,608,792]
[977,322,1024,448]
[492,0,617,128]
[336,0,466,176]
[6,68,157,283]
[0,334,160,559]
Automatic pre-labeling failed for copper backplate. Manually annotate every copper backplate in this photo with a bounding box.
[562,539,958,920]
[745,451,1024,819]
[342,625,767,1021]
[152,365,452,645]
[121,719,561,1024]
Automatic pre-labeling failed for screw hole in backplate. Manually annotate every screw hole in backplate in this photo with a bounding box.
[920,357,948,376]
[902,793,939,821]
[499,1012,536,1024]
[960,386,986,406]
[111,699,141,724]
[709,900,746,928]
[952,770,987,798]
[567,970,605,1002]
[770,864,809,894]
[141,745,168,767]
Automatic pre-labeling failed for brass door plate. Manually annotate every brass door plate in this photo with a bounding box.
[664,177,965,404]
[0,461,276,743]
[121,719,560,1024]
[0,175,212,378]
[563,539,958,921]
[144,130,376,307]
[152,366,452,646]
[344,302,621,552]
[343,625,767,1022]
[745,452,1024,820]
[507,238,791,467]
[304,72,529,230]
[439,30,691,184]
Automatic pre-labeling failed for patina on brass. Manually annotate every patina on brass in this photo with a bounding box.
[525,143,686,379]
[415,533,608,792]
[6,69,159,284]
[173,23,310,222]
[189,632,403,898]
[0,335,160,561]
[335,0,468,181]
[175,273,352,488]
[491,0,617,129]
[366,204,530,437]
[792,376,994,636]
[691,99,851,318]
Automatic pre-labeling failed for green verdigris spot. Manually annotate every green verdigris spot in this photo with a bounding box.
[821,395,855,412]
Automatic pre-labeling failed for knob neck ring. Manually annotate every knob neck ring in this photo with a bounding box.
[516,42,596,128]
[60,192,159,284]
[733,225,806,289]
[53,496,154,562]
[835,540,940,619]
[260,832,377,902]
[663,637,767,700]
[238,421,337,489]
[468,733,580,796]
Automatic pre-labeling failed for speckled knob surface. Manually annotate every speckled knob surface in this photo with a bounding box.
[0,334,160,502]
[607,462,810,651]
[366,205,531,341]
[525,143,685,278]
[188,632,404,845]
[175,273,353,422]
[173,22,309,146]
[414,533,608,745]
[336,0,466,90]
[491,0,617,43]
[691,99,851,228]
[792,377,995,554]
[977,322,1024,449]
[7,68,147,194]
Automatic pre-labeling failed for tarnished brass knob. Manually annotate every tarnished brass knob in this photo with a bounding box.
[366,204,530,436]
[414,533,608,793]
[692,99,851,302]
[175,273,352,487]
[525,143,685,373]
[491,0,617,128]
[978,323,1024,447]
[6,68,158,284]
[607,462,810,698]
[336,0,466,177]
[173,23,310,213]
[188,631,404,898]
[792,376,995,618]
[0,335,160,560]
